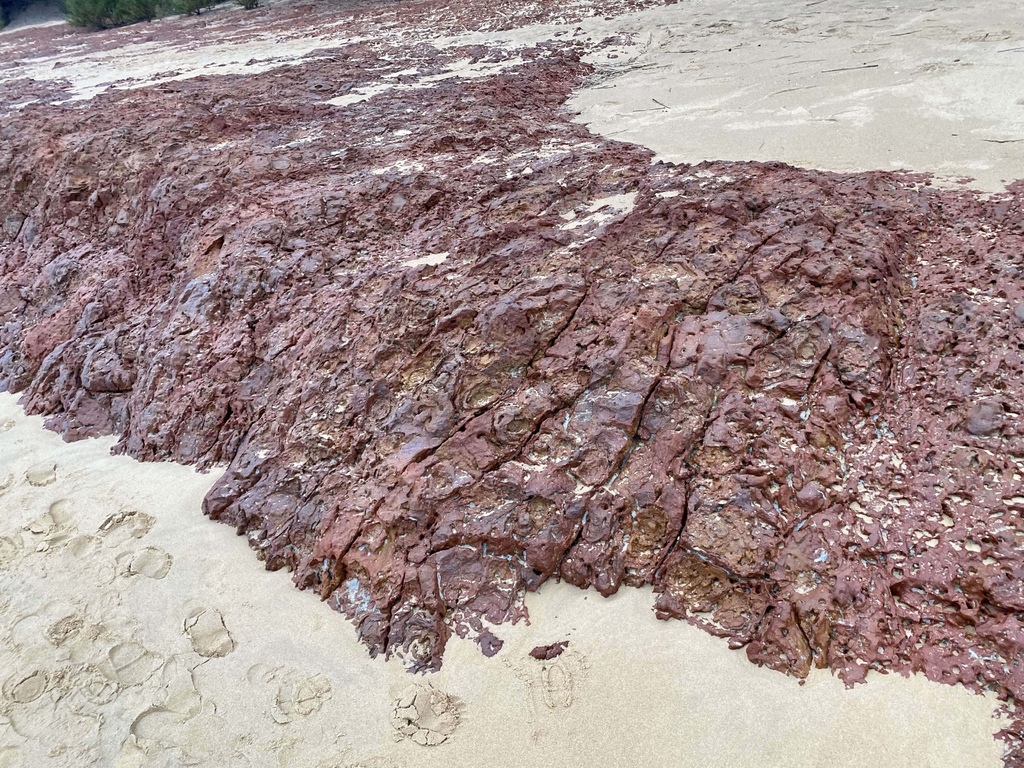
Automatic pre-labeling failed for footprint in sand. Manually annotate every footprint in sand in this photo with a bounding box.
[116,547,174,580]
[390,683,460,746]
[0,472,13,495]
[152,655,203,717]
[127,655,205,747]
[6,706,102,760]
[61,534,116,585]
[108,640,162,687]
[66,534,101,556]
[540,657,576,709]
[24,462,56,487]
[24,499,77,552]
[97,509,155,547]
[1,669,49,704]
[46,613,85,647]
[546,650,590,710]
[183,607,235,658]
[0,535,22,570]
[512,647,588,720]
[247,664,332,723]
[126,708,241,767]
[8,600,83,654]
[66,665,119,712]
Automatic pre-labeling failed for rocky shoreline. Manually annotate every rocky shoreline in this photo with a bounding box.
[2,0,1023,762]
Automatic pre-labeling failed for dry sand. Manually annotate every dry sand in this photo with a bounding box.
[446,0,1024,192]
[2,0,1022,765]
[567,0,1024,193]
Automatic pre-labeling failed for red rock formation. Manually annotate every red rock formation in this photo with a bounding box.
[2,1,1024,763]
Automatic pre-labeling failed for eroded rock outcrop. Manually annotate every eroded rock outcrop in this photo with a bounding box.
[2,1,1024,763]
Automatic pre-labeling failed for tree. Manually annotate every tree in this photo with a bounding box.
[63,0,160,28]
[175,0,206,15]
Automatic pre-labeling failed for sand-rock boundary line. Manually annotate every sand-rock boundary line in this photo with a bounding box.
[2,18,1024,768]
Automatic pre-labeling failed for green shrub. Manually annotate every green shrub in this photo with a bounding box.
[63,0,160,27]
[172,0,205,14]
[111,0,157,22]
[62,0,242,29]
[63,0,112,28]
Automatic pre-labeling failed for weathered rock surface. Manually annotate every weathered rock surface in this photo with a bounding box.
[2,0,1024,762]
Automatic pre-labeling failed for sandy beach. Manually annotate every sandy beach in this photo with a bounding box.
[1,0,1023,765]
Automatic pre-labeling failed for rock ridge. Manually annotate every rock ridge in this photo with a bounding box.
[2,10,1024,764]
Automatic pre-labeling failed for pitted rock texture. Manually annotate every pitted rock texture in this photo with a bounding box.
[2,1,1024,763]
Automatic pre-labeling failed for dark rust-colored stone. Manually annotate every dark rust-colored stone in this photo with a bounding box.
[530,641,569,661]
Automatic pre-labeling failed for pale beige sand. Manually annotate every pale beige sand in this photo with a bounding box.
[0,392,1006,766]
[564,0,1024,193]
[1,29,370,103]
